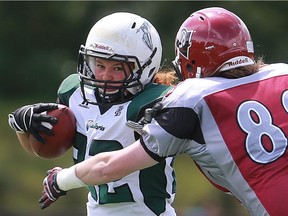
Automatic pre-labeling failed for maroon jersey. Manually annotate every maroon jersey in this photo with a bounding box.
[141,63,288,215]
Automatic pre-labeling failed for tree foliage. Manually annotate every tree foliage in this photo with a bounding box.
[1,1,288,100]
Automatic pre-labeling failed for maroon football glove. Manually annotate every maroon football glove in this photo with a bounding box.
[39,167,67,209]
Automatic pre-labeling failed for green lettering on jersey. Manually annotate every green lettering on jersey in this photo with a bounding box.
[88,140,134,204]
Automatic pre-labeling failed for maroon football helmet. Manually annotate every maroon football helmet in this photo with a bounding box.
[173,7,255,80]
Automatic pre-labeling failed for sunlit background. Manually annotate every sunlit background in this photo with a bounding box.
[1,1,287,215]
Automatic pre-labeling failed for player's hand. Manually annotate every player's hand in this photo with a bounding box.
[127,102,163,135]
[39,167,67,209]
[8,103,59,143]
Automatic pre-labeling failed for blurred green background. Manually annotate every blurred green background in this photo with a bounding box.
[1,1,287,215]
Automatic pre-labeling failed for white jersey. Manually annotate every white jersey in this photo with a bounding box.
[141,63,288,216]
[57,74,176,216]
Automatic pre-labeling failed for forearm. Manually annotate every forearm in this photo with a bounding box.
[75,151,127,185]
[76,141,158,185]
[56,140,158,190]
[56,151,128,190]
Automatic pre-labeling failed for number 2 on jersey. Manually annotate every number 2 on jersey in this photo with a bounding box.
[88,140,134,204]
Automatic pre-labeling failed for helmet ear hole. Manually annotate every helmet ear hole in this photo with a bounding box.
[199,16,205,21]
[131,22,136,29]
[187,64,193,72]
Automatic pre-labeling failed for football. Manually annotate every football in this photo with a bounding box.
[29,104,76,159]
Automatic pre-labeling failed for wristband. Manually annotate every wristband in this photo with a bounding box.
[56,165,86,191]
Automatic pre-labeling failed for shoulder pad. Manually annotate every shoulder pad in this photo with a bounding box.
[57,74,80,106]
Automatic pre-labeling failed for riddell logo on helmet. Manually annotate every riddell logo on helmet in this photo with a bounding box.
[220,56,254,71]
[227,58,249,67]
[90,43,114,53]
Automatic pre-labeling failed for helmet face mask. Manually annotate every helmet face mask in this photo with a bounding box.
[173,7,255,80]
[78,45,143,105]
[77,12,162,105]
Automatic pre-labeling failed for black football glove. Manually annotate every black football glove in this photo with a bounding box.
[39,167,67,209]
[8,103,59,143]
[127,101,163,135]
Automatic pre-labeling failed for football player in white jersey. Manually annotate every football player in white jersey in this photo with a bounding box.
[23,7,288,216]
[8,12,177,216]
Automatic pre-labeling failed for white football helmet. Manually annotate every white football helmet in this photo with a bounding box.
[77,12,162,105]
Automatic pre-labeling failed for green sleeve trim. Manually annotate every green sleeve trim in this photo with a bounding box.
[57,74,80,106]
[127,83,172,121]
